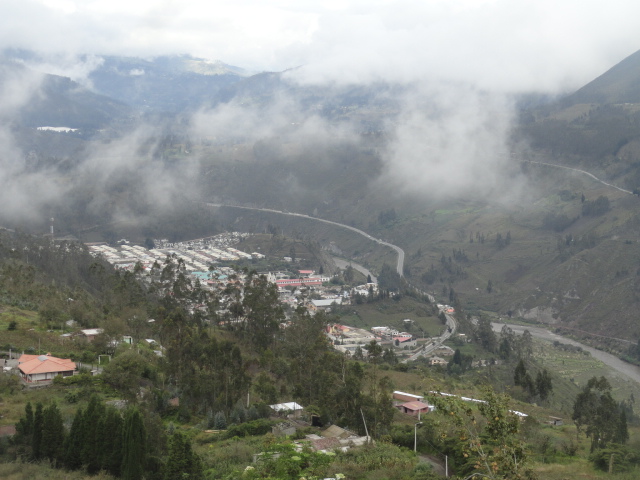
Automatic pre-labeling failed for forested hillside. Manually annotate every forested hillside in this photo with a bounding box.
[1,229,640,479]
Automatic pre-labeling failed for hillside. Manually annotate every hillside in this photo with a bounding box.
[87,55,248,112]
[3,46,640,352]
[518,48,640,191]
[563,49,640,106]
[0,60,132,130]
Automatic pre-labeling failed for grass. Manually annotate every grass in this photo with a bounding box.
[0,463,115,479]
[335,296,441,337]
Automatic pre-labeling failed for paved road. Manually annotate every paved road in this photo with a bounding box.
[491,322,640,385]
[332,256,377,283]
[525,160,633,195]
[404,312,457,363]
[204,203,406,276]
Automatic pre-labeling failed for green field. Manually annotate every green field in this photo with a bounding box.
[335,296,442,338]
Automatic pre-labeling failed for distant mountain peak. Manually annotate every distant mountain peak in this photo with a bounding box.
[563,48,640,106]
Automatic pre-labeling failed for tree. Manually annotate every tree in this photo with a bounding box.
[378,263,401,291]
[121,408,147,480]
[344,265,355,283]
[213,411,227,430]
[102,350,154,399]
[475,317,498,353]
[82,395,106,473]
[433,387,537,479]
[32,402,44,461]
[582,195,610,216]
[164,432,203,480]
[64,407,85,470]
[535,369,553,401]
[572,376,626,452]
[101,406,124,477]
[514,359,528,387]
[243,274,285,350]
[498,325,516,360]
[615,410,629,445]
[15,402,34,446]
[517,330,534,360]
[42,403,65,464]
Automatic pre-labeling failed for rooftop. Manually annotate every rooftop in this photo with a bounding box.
[18,354,76,375]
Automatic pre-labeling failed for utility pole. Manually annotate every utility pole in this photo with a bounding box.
[414,421,423,452]
[360,408,370,443]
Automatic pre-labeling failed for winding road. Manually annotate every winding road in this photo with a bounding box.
[203,203,406,276]
[525,160,633,195]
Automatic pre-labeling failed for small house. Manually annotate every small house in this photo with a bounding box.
[549,416,563,426]
[428,356,448,366]
[18,354,76,383]
[396,401,433,417]
[80,328,104,342]
[269,402,304,418]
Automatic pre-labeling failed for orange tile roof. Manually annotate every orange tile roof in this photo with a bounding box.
[17,354,41,363]
[399,401,430,411]
[18,354,76,375]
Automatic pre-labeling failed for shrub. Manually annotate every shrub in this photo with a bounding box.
[590,445,640,473]
[225,419,273,438]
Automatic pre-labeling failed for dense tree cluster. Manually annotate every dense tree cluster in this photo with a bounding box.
[542,212,579,232]
[13,396,197,479]
[581,195,611,216]
[572,376,629,453]
[513,359,553,401]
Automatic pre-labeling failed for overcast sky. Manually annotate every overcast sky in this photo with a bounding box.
[2,0,640,93]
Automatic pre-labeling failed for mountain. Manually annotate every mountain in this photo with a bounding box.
[4,46,640,353]
[87,54,249,112]
[0,59,132,130]
[562,49,640,106]
[518,48,640,190]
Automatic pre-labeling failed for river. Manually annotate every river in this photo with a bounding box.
[491,322,640,385]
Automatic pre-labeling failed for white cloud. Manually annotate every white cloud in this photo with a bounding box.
[377,82,517,200]
[0,0,639,93]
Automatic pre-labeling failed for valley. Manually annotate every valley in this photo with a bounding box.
[4,41,640,479]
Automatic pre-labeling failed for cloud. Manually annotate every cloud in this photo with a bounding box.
[2,0,640,93]
[21,54,105,89]
[374,82,520,200]
[1,0,640,229]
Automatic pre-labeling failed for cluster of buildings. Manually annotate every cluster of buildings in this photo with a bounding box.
[325,323,424,358]
[86,232,263,273]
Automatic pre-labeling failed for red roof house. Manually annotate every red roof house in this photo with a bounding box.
[395,401,432,417]
[18,354,76,383]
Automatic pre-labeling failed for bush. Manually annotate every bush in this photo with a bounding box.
[590,445,640,473]
[225,419,274,438]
